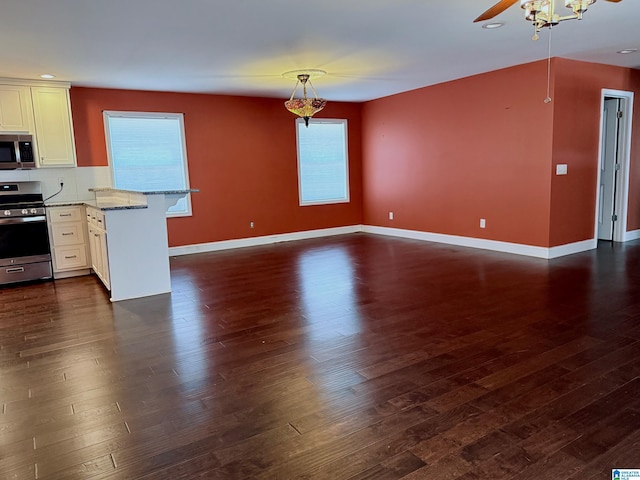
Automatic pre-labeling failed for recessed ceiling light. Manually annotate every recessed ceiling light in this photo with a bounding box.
[617,49,638,55]
[482,22,505,29]
[39,74,56,79]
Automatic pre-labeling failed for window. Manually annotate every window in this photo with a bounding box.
[296,118,349,206]
[103,111,191,216]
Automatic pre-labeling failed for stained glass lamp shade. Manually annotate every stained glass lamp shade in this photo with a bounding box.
[284,74,327,127]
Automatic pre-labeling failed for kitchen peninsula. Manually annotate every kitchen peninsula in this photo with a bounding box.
[84,187,196,302]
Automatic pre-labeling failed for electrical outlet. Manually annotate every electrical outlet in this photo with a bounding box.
[57,177,65,186]
[480,218,486,228]
[250,221,254,228]
[389,212,394,220]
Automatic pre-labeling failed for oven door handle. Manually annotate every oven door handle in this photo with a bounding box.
[0,216,46,225]
[5,267,25,274]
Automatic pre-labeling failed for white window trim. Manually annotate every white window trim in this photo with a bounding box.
[103,111,192,217]
[296,118,350,206]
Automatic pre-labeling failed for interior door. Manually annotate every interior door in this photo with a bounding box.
[598,98,620,241]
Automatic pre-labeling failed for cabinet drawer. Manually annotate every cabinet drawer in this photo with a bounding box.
[53,245,88,270]
[49,206,83,223]
[51,222,85,246]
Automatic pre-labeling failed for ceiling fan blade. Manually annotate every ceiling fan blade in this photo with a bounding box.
[474,0,519,22]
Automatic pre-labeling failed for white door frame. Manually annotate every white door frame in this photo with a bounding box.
[593,89,634,242]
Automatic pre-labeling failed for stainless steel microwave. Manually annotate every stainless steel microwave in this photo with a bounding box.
[0,134,35,169]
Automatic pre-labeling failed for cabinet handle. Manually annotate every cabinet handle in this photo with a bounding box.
[94,234,99,237]
[61,232,74,236]
[64,255,77,259]
[6,267,25,274]
[59,213,72,217]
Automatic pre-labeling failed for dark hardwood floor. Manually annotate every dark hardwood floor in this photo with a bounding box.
[2,233,640,479]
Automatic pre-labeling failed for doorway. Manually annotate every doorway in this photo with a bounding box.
[595,89,634,243]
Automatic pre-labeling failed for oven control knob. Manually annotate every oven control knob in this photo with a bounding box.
[3,210,10,216]
[30,208,37,214]
[21,209,29,215]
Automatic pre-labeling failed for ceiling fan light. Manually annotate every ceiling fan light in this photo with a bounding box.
[565,0,595,15]
[520,0,548,12]
[525,5,553,22]
[521,0,550,22]
[524,6,539,21]
[479,0,616,41]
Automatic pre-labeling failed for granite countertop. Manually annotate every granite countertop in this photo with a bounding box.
[45,200,148,211]
[46,188,197,211]
[45,200,87,207]
[88,188,199,195]
[87,202,149,212]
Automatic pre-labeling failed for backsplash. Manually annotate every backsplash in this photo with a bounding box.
[0,166,112,203]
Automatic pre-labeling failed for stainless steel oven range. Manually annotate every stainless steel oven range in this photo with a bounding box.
[0,181,52,285]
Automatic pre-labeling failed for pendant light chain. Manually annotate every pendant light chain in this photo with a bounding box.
[545,28,553,104]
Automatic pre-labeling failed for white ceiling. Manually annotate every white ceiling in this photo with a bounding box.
[1,0,639,102]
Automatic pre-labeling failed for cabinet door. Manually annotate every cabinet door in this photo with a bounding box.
[88,226,100,274]
[0,85,33,132]
[87,223,110,290]
[98,230,110,290]
[31,87,76,167]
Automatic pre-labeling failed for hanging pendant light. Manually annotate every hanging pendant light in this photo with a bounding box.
[284,70,327,127]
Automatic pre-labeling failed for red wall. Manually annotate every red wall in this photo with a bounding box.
[362,61,555,247]
[550,59,640,245]
[70,88,363,247]
[69,58,640,252]
[362,59,640,248]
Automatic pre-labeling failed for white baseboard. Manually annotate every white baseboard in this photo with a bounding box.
[624,229,640,241]
[547,239,597,259]
[361,225,597,259]
[169,225,362,256]
[169,224,601,259]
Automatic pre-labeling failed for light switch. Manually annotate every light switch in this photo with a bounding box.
[556,164,568,175]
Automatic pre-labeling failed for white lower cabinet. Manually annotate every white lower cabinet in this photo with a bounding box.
[85,192,173,302]
[47,205,91,278]
[50,196,175,301]
[86,207,110,290]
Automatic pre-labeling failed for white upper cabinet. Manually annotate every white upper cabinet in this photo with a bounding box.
[0,85,33,132]
[31,86,77,167]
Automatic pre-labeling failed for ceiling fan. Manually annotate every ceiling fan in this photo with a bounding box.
[475,0,623,103]
[475,0,622,37]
